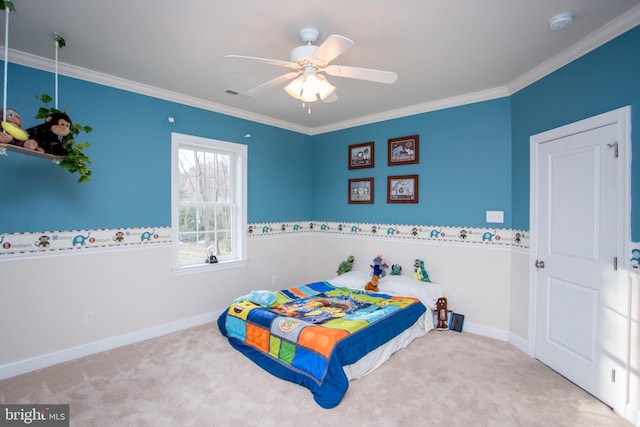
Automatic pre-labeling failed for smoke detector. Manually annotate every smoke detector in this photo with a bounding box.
[549,13,574,31]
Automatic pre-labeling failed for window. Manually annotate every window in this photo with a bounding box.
[171,133,247,273]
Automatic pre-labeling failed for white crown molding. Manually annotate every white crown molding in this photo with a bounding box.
[310,86,510,135]
[2,5,639,136]
[507,4,640,94]
[2,49,311,135]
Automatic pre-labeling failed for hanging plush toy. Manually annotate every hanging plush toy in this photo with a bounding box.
[413,259,431,282]
[336,255,355,275]
[25,112,72,156]
[370,254,389,278]
[0,107,33,147]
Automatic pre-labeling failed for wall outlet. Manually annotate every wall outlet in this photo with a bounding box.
[271,275,277,285]
[486,210,504,223]
[84,310,94,325]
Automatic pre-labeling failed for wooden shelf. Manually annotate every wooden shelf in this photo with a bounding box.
[0,143,64,162]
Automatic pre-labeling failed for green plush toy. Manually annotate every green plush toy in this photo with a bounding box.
[337,255,355,275]
[391,264,402,275]
[413,259,431,282]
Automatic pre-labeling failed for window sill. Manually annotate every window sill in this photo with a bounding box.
[172,259,248,276]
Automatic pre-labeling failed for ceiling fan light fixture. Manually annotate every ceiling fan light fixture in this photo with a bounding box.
[317,74,336,100]
[284,75,304,100]
[284,72,335,103]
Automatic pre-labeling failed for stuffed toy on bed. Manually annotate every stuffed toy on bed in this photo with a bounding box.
[370,254,389,278]
[234,290,277,307]
[336,255,355,275]
[364,275,379,292]
[413,259,431,282]
[390,264,402,275]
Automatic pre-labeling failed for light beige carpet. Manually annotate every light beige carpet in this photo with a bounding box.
[0,323,630,427]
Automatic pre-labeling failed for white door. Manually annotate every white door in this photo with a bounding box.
[530,108,630,408]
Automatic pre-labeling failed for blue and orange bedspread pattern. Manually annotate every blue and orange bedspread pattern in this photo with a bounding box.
[218,281,426,408]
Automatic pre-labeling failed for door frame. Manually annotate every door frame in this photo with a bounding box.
[528,106,632,414]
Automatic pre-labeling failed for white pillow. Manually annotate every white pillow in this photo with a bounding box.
[327,270,372,289]
[378,275,442,309]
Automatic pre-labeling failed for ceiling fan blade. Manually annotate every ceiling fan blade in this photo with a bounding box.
[322,91,339,103]
[243,72,300,97]
[312,35,353,64]
[325,65,398,84]
[224,54,298,70]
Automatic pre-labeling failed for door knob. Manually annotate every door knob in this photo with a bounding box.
[535,259,545,269]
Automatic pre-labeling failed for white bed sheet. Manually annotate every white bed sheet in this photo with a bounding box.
[327,271,443,380]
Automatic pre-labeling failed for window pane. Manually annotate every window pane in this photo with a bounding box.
[216,206,232,230]
[178,232,216,263]
[178,174,194,202]
[178,207,198,232]
[215,154,231,202]
[198,177,215,202]
[173,134,246,271]
[215,231,232,256]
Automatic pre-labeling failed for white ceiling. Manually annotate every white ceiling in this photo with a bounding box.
[3,1,640,135]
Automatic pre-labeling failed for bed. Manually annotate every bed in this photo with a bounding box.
[217,271,443,408]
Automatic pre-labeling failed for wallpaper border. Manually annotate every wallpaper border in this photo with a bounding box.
[248,221,530,248]
[0,227,172,258]
[1,222,639,270]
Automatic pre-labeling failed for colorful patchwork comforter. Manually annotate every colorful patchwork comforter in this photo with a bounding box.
[217,281,426,408]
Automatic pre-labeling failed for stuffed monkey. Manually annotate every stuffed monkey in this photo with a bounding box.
[25,112,72,156]
[0,108,36,149]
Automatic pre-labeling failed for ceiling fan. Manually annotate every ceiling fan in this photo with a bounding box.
[225,28,398,106]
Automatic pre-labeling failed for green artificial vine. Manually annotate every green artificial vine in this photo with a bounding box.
[0,1,16,11]
[35,94,93,183]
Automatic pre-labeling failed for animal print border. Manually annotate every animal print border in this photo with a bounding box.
[248,221,529,248]
[1,223,638,269]
[0,227,171,257]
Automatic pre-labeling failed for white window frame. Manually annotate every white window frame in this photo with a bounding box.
[171,132,247,275]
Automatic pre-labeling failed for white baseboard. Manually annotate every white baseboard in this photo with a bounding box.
[1,314,533,383]
[621,404,639,427]
[0,311,222,380]
[462,323,533,358]
[462,321,510,342]
[508,332,530,355]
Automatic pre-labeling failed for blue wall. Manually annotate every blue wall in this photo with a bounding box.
[511,25,640,240]
[0,64,313,233]
[1,25,637,238]
[312,98,513,228]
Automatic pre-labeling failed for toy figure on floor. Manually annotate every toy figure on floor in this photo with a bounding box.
[370,254,388,278]
[0,108,35,149]
[25,111,72,156]
[436,297,449,330]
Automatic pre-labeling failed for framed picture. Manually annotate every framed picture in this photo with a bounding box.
[348,142,374,169]
[388,134,419,166]
[387,174,418,203]
[348,178,374,204]
[449,313,465,332]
